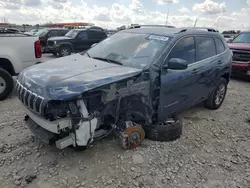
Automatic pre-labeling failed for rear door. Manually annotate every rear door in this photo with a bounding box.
[88,30,104,47]
[194,36,218,98]
[74,31,89,51]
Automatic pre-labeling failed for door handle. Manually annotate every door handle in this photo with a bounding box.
[192,69,199,74]
[217,60,222,64]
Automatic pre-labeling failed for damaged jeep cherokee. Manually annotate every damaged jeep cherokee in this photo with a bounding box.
[16,27,232,150]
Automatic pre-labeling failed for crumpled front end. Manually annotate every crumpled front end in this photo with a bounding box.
[16,69,152,149]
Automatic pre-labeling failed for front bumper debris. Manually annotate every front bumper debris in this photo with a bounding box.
[25,116,56,144]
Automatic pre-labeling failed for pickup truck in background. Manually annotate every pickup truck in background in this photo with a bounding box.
[0,31,42,100]
[228,30,250,80]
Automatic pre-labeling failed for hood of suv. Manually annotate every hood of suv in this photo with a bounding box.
[228,43,250,51]
[18,54,143,100]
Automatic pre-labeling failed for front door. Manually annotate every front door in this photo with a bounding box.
[158,36,199,121]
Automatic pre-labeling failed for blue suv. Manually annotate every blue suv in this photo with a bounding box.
[16,27,232,150]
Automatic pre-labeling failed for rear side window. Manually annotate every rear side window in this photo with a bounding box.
[49,30,58,37]
[60,30,68,36]
[78,31,88,40]
[215,38,225,54]
[88,31,106,39]
[196,37,216,61]
[168,37,195,64]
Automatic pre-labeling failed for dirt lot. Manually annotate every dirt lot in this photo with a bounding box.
[0,79,250,188]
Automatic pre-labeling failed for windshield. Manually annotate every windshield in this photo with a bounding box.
[232,32,250,43]
[35,28,48,36]
[86,32,170,69]
[65,30,79,38]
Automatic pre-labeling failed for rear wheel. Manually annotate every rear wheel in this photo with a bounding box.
[59,46,71,57]
[0,68,14,101]
[204,78,227,109]
[41,44,45,53]
[52,52,58,57]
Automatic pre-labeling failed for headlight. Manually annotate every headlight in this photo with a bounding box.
[54,41,57,45]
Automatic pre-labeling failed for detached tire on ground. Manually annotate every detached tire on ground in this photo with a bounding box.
[58,46,71,57]
[144,115,182,142]
[0,68,14,101]
[204,77,227,110]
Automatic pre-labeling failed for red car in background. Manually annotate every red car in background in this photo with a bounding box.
[228,31,250,80]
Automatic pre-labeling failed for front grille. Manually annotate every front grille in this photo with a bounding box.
[232,50,250,62]
[15,80,44,114]
[47,41,54,46]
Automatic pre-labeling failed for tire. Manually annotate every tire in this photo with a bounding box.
[58,46,71,57]
[204,78,227,110]
[0,68,14,101]
[52,52,58,57]
[144,115,182,142]
[41,44,45,53]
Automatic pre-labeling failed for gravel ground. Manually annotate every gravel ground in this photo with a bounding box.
[0,79,250,188]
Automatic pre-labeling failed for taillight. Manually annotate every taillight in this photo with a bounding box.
[35,40,42,58]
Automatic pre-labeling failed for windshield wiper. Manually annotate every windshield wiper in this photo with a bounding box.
[92,57,123,65]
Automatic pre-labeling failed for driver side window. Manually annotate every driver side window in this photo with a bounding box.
[168,37,196,64]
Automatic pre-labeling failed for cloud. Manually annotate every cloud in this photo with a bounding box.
[23,0,41,6]
[247,0,250,5]
[0,0,41,9]
[129,0,143,13]
[0,0,248,32]
[53,0,67,2]
[178,7,190,14]
[193,0,226,15]
[93,5,111,21]
[155,0,179,5]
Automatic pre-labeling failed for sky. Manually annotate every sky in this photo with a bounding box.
[0,0,249,31]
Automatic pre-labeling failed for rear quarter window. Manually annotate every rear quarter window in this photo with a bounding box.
[196,36,216,61]
[215,37,226,54]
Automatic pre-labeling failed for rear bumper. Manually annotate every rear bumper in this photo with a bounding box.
[232,62,250,78]
[44,46,58,53]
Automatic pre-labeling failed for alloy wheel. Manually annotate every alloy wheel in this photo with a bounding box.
[215,84,226,105]
[0,76,6,94]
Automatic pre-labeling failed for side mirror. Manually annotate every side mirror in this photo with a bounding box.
[165,58,188,70]
[91,43,97,48]
[227,39,233,43]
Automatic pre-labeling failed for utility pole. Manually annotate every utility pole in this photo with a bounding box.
[165,8,169,26]
[194,17,198,27]
[216,17,221,30]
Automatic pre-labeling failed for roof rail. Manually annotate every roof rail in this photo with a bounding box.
[179,27,217,33]
[128,25,175,29]
[86,26,105,31]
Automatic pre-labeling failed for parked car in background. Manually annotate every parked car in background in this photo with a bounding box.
[35,28,69,52]
[0,30,42,100]
[46,27,107,57]
[223,34,234,43]
[0,28,21,33]
[16,27,232,150]
[24,29,40,36]
[228,30,250,80]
